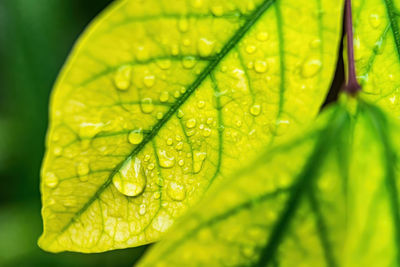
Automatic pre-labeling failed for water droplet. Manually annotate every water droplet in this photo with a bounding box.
[250,104,261,116]
[254,60,268,73]
[139,204,146,215]
[198,38,215,57]
[148,163,155,170]
[167,182,186,201]
[369,14,381,29]
[167,138,173,146]
[257,32,269,41]
[137,46,150,61]
[158,150,176,168]
[174,90,181,98]
[44,172,59,188]
[203,128,212,137]
[309,39,321,48]
[246,45,257,54]
[53,146,63,156]
[197,100,205,108]
[143,75,155,88]
[182,56,197,69]
[206,117,213,125]
[194,152,207,173]
[112,157,146,197]
[178,18,189,32]
[183,38,191,46]
[177,109,184,118]
[186,118,197,129]
[144,154,151,162]
[157,59,172,70]
[301,59,322,78]
[140,98,154,114]
[171,44,179,55]
[178,159,185,166]
[113,65,132,91]
[77,162,90,177]
[175,142,184,151]
[156,112,163,120]
[128,129,144,145]
[154,191,161,199]
[211,5,224,16]
[159,91,169,102]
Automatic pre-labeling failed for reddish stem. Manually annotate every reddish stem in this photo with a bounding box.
[344,0,361,94]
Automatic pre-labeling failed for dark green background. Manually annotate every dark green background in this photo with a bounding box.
[0,0,148,266]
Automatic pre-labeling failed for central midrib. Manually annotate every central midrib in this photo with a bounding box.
[51,0,277,244]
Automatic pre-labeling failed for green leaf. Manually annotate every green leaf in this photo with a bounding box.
[353,0,400,115]
[39,0,344,252]
[138,98,400,267]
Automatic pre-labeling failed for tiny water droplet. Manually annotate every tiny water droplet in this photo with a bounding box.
[143,75,155,88]
[254,60,268,73]
[144,154,151,162]
[175,142,184,151]
[167,181,186,201]
[250,104,261,116]
[128,129,144,145]
[178,159,185,166]
[157,59,172,70]
[154,191,161,199]
[158,150,176,168]
[177,109,185,118]
[256,32,269,41]
[194,152,207,173]
[246,45,257,54]
[148,163,155,170]
[44,172,59,188]
[53,146,63,156]
[309,39,321,48]
[157,112,163,120]
[182,56,196,69]
[186,118,197,129]
[167,138,173,146]
[159,91,169,102]
[211,5,224,16]
[178,18,189,32]
[198,38,215,57]
[113,65,132,91]
[203,128,212,137]
[301,59,322,78]
[112,157,146,197]
[139,204,146,215]
[369,14,381,29]
[77,162,90,177]
[140,98,155,114]
[197,100,205,108]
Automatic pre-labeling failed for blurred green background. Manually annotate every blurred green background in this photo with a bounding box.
[0,0,148,266]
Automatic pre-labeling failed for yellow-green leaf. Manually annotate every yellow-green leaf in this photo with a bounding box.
[138,98,400,267]
[353,0,400,115]
[39,0,344,252]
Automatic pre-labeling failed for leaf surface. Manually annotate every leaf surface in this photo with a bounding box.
[39,0,344,252]
[352,0,400,115]
[138,99,400,267]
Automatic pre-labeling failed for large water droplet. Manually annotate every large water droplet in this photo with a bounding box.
[112,157,146,197]
[301,59,322,78]
[198,38,215,57]
[140,98,155,114]
[194,152,207,173]
[128,129,144,145]
[113,65,132,90]
[158,150,176,168]
[44,172,59,188]
[167,181,186,201]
